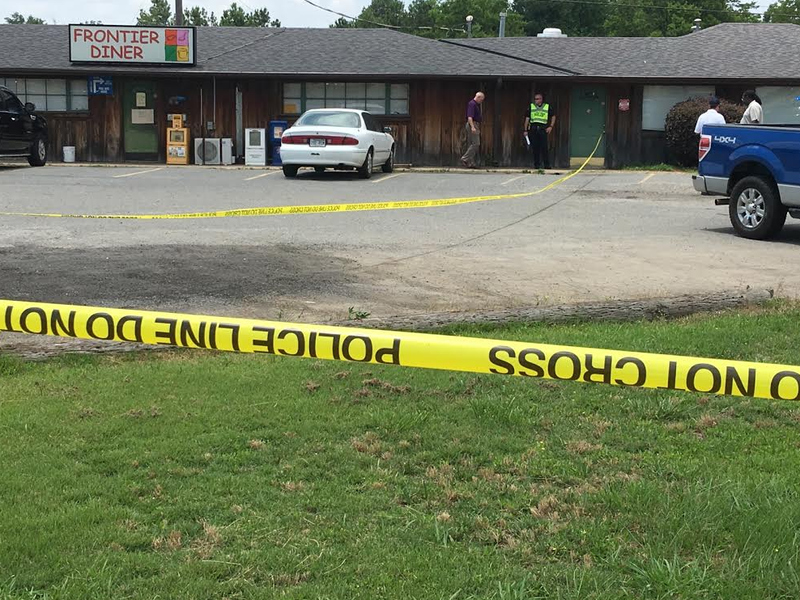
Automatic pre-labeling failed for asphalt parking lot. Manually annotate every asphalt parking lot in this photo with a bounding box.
[1,163,799,327]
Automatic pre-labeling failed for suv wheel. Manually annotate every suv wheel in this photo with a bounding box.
[28,136,47,167]
[729,175,786,240]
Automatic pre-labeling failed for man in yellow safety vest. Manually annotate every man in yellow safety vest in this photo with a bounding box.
[523,92,556,169]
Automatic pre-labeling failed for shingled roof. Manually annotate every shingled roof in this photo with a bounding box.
[447,23,800,81]
[2,22,798,81]
[0,24,569,78]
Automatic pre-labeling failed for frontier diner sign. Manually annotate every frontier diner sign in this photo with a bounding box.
[69,25,196,66]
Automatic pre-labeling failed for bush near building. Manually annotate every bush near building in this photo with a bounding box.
[666,97,745,167]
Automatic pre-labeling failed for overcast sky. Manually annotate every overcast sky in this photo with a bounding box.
[0,0,373,27]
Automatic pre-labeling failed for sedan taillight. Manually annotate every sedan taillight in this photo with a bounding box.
[281,135,359,145]
[698,134,711,162]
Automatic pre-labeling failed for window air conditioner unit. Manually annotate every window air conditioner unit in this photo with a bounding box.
[194,138,221,165]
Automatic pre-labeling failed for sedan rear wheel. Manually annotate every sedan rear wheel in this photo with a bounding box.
[382,147,394,173]
[282,165,299,178]
[358,149,373,179]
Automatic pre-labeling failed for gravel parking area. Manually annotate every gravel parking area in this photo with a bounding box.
[1,163,798,329]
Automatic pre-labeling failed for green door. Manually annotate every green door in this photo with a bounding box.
[123,81,158,159]
[570,86,606,162]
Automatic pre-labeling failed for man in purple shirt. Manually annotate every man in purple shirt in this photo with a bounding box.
[461,91,485,168]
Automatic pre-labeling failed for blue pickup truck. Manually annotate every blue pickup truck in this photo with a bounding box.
[693,124,800,240]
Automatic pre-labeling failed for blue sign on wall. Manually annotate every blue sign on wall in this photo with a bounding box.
[88,76,113,96]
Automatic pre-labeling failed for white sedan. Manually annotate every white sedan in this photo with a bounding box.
[280,109,395,179]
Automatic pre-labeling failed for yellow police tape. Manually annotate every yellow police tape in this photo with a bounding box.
[0,136,604,220]
[3,299,800,402]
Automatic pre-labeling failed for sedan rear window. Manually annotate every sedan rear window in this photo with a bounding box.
[296,111,361,128]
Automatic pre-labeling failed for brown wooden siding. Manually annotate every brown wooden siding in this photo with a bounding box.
[40,76,658,169]
[406,79,572,169]
[45,93,122,162]
[605,84,644,169]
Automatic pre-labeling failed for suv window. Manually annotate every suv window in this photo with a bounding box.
[1,91,23,114]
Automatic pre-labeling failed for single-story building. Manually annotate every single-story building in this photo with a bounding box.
[1,22,799,168]
[447,23,800,167]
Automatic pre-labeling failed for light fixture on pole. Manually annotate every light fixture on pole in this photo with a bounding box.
[466,15,474,38]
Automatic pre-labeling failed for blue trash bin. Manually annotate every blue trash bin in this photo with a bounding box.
[271,145,282,167]
[269,120,288,166]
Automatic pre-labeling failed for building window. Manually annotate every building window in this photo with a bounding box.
[283,82,409,116]
[642,85,714,131]
[754,87,800,124]
[0,77,89,112]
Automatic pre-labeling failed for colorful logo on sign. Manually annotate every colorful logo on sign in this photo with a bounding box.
[165,28,191,62]
[69,25,195,65]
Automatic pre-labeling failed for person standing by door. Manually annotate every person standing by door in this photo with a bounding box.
[461,91,485,168]
[524,92,556,169]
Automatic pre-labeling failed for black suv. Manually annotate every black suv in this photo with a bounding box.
[0,85,48,166]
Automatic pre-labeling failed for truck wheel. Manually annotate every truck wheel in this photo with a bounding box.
[729,176,786,240]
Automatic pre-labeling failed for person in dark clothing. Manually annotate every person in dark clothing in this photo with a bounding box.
[523,92,556,169]
[461,91,485,168]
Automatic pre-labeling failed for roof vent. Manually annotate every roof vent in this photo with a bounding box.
[537,28,567,38]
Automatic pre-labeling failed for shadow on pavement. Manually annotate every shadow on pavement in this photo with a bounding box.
[703,224,800,246]
[0,244,360,311]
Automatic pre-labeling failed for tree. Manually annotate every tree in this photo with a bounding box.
[516,0,759,37]
[406,0,444,36]
[219,3,281,27]
[604,0,758,37]
[331,17,355,27]
[513,0,608,37]
[335,0,523,37]
[136,0,172,25]
[183,7,219,26]
[438,0,525,37]
[136,1,279,28]
[764,0,800,23]
[5,12,46,24]
[356,0,408,27]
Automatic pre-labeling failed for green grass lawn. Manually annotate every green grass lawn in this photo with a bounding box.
[2,304,800,599]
